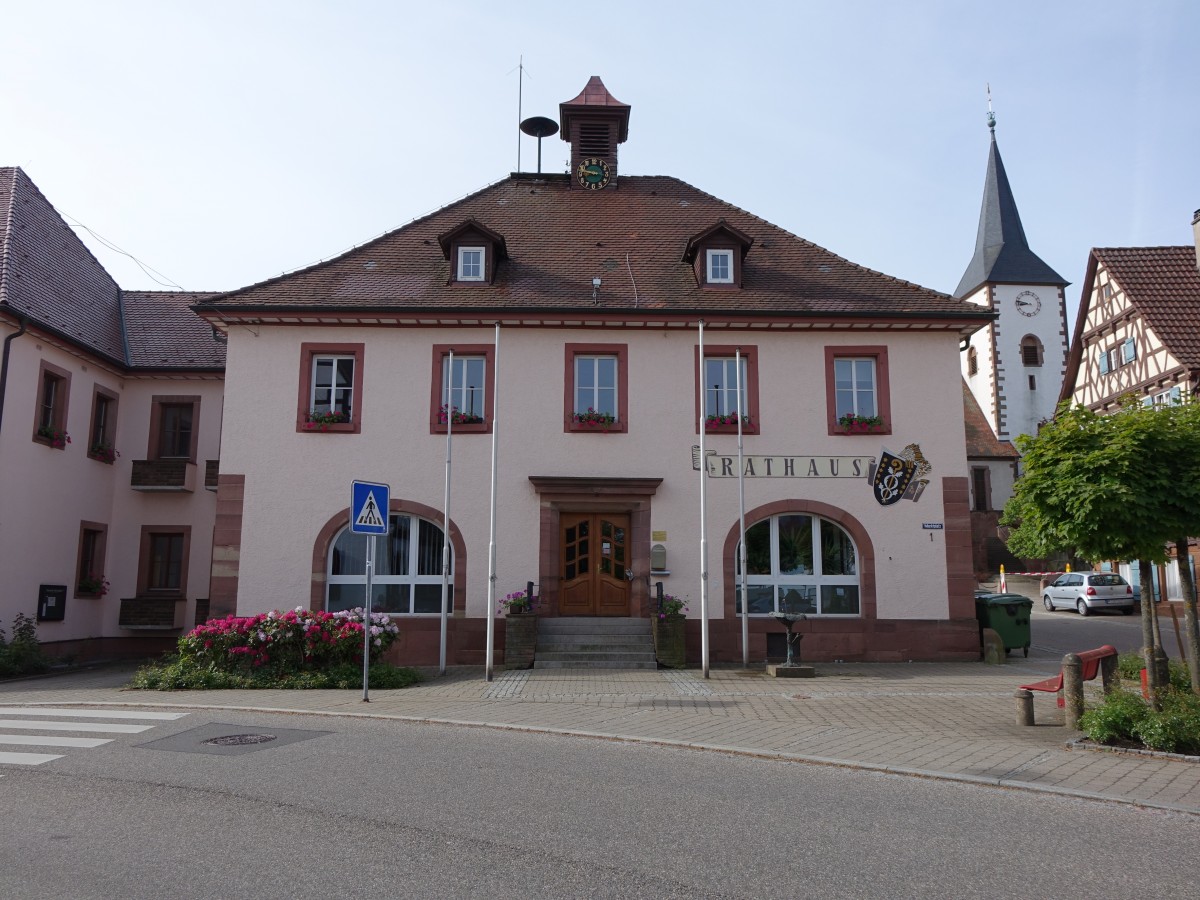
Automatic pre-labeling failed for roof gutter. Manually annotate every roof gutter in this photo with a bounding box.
[0,314,29,439]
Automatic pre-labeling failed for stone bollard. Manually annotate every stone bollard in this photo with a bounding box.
[1100,653,1119,695]
[981,627,1006,665]
[1062,652,1084,730]
[1015,688,1034,726]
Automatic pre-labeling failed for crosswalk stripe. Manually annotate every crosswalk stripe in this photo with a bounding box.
[0,751,63,766]
[0,735,113,749]
[0,719,154,734]
[0,707,187,721]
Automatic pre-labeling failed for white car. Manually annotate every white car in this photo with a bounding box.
[1042,572,1135,616]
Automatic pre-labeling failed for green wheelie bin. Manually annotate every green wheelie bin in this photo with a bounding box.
[973,593,1032,657]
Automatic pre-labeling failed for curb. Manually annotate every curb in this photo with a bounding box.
[5,698,1198,817]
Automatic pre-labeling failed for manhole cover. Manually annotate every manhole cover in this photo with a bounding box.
[204,733,277,746]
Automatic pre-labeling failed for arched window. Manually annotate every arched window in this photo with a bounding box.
[967,346,978,376]
[1020,336,1043,367]
[736,514,859,616]
[327,514,451,614]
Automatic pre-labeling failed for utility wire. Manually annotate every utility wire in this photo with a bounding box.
[61,212,186,290]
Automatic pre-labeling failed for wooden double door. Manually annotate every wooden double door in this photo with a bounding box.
[559,512,631,616]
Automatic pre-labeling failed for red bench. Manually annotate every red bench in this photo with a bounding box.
[1020,645,1118,707]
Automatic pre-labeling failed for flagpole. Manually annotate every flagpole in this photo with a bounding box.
[698,320,710,678]
[736,348,748,668]
[485,324,501,682]
[439,349,454,676]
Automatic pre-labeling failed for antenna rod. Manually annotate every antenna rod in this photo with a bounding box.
[516,55,524,172]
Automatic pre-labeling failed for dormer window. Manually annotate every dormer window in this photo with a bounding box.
[683,220,754,289]
[457,247,485,282]
[707,249,734,284]
[438,219,508,286]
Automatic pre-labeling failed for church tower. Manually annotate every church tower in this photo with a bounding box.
[957,109,1068,443]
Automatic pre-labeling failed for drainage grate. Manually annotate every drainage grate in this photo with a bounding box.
[205,733,277,747]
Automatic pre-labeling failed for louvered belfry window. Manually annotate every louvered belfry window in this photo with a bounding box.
[579,123,611,157]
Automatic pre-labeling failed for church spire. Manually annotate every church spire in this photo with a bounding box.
[954,101,1066,298]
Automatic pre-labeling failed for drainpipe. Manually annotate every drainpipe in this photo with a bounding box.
[0,316,29,437]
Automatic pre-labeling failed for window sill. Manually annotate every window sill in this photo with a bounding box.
[33,434,68,450]
[88,452,118,465]
[568,421,626,434]
[431,421,490,435]
[703,424,759,436]
[299,422,357,434]
[831,425,890,436]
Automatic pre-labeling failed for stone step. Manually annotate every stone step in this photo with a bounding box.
[535,639,653,652]
[534,659,659,670]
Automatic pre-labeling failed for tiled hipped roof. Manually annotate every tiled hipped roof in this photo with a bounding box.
[197,174,988,328]
[0,166,223,371]
[1094,246,1200,368]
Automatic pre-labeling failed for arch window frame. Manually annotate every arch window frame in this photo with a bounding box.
[326,513,453,615]
[736,513,861,617]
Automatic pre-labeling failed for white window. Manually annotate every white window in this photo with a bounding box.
[736,514,860,616]
[457,246,485,281]
[441,355,486,423]
[327,515,451,614]
[704,357,747,421]
[310,355,355,419]
[706,249,733,284]
[574,355,618,420]
[833,357,877,419]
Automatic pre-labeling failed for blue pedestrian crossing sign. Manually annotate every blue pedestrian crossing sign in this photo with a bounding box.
[350,480,390,535]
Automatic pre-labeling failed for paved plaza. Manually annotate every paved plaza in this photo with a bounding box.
[3,657,1198,814]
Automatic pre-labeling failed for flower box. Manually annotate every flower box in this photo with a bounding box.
[89,442,119,464]
[35,426,70,449]
[837,414,885,434]
[304,410,351,432]
[572,408,617,430]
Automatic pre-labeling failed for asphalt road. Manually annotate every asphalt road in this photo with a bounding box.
[2,709,1197,899]
[1028,601,1186,660]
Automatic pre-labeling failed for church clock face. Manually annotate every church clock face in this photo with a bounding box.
[1014,290,1042,317]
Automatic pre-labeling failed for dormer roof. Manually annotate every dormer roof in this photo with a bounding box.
[436,219,508,261]
[682,219,755,264]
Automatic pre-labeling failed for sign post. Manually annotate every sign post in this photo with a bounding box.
[351,480,390,702]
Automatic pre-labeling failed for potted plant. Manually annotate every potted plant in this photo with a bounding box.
[499,589,537,669]
[89,441,119,464]
[837,413,885,434]
[36,425,71,448]
[304,409,350,431]
[572,408,616,430]
[438,403,485,425]
[77,573,109,597]
[652,593,688,669]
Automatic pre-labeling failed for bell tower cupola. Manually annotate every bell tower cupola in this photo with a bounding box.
[559,76,630,191]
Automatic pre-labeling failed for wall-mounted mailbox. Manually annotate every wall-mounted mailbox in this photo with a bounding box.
[650,543,667,572]
[37,584,67,622]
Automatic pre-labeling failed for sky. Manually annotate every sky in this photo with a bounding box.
[2,0,1197,317]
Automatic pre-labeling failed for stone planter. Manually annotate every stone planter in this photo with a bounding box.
[652,615,686,668]
[504,613,537,669]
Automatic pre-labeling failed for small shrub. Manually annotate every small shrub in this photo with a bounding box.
[1078,689,1147,744]
[1080,686,1200,755]
[0,613,50,679]
[1116,650,1190,691]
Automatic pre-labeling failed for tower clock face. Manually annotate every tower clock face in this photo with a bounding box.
[1015,290,1042,317]
[576,157,611,190]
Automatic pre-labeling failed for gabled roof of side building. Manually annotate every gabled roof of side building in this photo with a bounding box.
[0,166,223,372]
[962,380,1019,460]
[1060,245,1200,402]
[195,173,992,332]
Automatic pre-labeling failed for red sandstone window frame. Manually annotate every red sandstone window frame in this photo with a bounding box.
[75,521,109,598]
[824,345,892,435]
[429,344,495,434]
[87,385,119,463]
[136,525,191,597]
[147,395,201,461]
[32,360,71,449]
[694,344,760,435]
[564,343,628,433]
[296,343,364,434]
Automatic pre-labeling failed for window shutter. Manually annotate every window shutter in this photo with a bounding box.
[1098,351,1109,375]
[1122,338,1136,364]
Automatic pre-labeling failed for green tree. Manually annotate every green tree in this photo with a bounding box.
[1001,400,1200,700]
